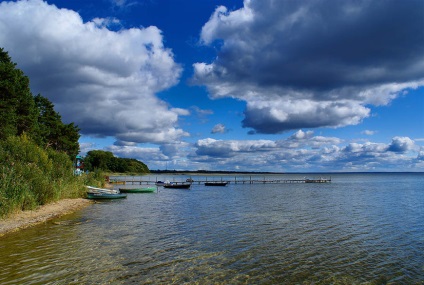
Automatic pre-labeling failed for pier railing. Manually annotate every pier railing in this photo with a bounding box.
[108,176,331,185]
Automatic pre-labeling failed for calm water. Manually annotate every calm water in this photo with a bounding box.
[1,173,423,284]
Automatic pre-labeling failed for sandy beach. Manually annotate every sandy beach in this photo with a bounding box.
[0,198,92,237]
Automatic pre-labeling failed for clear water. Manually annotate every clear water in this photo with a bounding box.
[1,173,423,284]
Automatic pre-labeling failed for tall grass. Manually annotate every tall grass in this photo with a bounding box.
[0,135,103,218]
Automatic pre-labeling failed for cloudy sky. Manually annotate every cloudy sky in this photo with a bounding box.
[1,0,423,172]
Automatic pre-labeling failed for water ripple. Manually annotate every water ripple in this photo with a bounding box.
[1,173,424,284]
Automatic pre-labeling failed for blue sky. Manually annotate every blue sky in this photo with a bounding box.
[0,0,423,172]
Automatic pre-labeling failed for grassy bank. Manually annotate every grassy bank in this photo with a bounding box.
[0,135,104,219]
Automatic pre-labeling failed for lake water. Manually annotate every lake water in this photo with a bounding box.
[1,173,423,284]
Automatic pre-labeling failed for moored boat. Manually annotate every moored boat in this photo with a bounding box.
[86,192,127,199]
[119,187,156,193]
[304,178,331,183]
[86,186,119,194]
[163,182,191,189]
[205,182,228,186]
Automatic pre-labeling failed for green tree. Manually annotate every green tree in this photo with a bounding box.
[84,150,149,173]
[57,122,80,159]
[85,150,115,171]
[34,94,80,158]
[0,48,38,140]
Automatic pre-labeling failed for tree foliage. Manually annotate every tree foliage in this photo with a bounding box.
[0,48,80,159]
[0,48,38,139]
[34,94,80,158]
[84,150,149,173]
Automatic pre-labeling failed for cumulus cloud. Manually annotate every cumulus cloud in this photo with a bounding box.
[0,0,187,144]
[190,132,420,172]
[387,137,416,153]
[108,145,168,163]
[195,138,276,158]
[211,123,227,134]
[193,0,424,134]
[418,149,424,161]
[282,130,342,149]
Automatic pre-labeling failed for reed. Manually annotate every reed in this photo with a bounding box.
[0,135,103,218]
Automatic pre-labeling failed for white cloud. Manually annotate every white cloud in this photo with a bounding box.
[190,133,420,172]
[362,130,376,136]
[85,131,422,172]
[194,0,424,134]
[110,0,138,9]
[387,137,416,153]
[108,145,168,162]
[200,4,254,45]
[290,130,314,140]
[0,0,186,144]
[211,124,227,134]
[195,138,276,158]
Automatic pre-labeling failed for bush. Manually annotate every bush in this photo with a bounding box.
[0,135,103,218]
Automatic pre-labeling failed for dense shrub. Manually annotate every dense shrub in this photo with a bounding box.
[0,135,103,218]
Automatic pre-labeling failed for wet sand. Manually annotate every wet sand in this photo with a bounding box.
[0,198,92,237]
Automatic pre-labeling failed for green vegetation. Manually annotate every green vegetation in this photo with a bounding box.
[0,48,105,218]
[0,135,103,218]
[84,150,149,174]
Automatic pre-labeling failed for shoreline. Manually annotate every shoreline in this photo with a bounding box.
[0,198,92,237]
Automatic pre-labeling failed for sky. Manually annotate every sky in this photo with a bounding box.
[0,0,423,172]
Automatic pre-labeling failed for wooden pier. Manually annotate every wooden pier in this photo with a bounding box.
[108,176,331,185]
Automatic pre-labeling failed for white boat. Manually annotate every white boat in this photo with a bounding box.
[86,186,120,194]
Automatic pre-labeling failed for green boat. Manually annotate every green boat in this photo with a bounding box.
[119,187,156,193]
[87,192,127,199]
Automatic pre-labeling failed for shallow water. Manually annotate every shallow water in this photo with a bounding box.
[1,173,423,284]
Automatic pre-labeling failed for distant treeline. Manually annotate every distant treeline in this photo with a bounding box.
[84,150,149,174]
[151,169,282,175]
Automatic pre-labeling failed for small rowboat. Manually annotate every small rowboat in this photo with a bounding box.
[163,183,191,189]
[87,192,127,199]
[119,187,156,193]
[86,186,126,199]
[86,186,119,194]
[205,182,228,186]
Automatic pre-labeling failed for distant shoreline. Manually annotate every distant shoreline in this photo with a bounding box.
[149,170,424,175]
[150,170,283,175]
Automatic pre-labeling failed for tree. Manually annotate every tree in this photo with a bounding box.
[84,150,150,173]
[57,122,80,159]
[34,94,80,158]
[0,48,38,140]
[85,150,115,171]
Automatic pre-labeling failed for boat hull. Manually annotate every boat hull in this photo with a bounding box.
[305,179,331,183]
[163,183,191,189]
[119,187,156,193]
[87,192,127,199]
[205,182,228,186]
[86,186,119,194]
